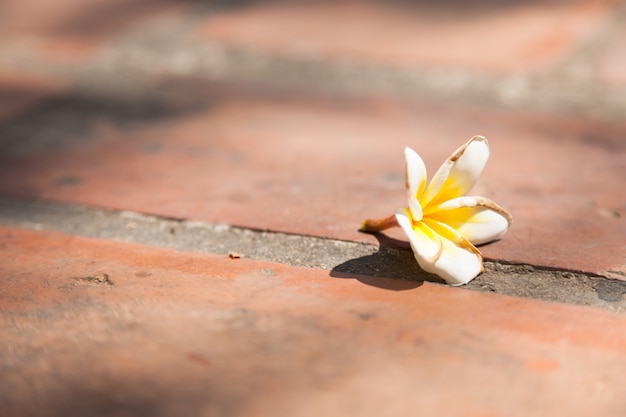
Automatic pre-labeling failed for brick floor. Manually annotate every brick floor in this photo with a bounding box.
[2,226,626,416]
[0,85,624,278]
[2,1,626,415]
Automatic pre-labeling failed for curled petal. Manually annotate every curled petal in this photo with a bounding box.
[404,147,427,221]
[396,207,442,264]
[426,196,513,245]
[421,136,490,208]
[422,218,484,285]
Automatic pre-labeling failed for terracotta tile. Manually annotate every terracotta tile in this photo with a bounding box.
[2,226,626,416]
[196,0,617,74]
[0,86,623,277]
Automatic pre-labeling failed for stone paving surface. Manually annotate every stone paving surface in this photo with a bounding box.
[1,84,624,277]
[4,197,625,311]
[1,0,626,416]
[3,226,626,417]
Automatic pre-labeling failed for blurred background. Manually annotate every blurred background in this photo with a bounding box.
[0,0,625,264]
[1,0,625,121]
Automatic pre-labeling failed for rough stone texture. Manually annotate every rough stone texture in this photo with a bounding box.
[2,226,626,417]
[0,85,624,278]
[1,197,624,312]
[2,1,626,415]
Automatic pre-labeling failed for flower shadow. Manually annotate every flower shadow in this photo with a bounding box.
[329,233,446,290]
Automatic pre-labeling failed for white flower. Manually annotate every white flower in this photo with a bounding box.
[396,136,511,285]
[361,136,512,285]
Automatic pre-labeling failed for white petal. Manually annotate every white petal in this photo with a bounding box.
[396,207,442,263]
[404,147,426,221]
[421,218,484,285]
[421,136,490,208]
[427,196,512,245]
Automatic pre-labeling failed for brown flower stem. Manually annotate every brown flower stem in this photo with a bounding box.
[359,214,399,233]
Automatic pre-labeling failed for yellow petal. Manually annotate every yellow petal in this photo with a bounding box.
[404,147,426,221]
[426,196,512,245]
[421,136,490,209]
[395,207,442,264]
[421,218,484,285]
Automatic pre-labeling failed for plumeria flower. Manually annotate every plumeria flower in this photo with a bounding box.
[361,136,512,285]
